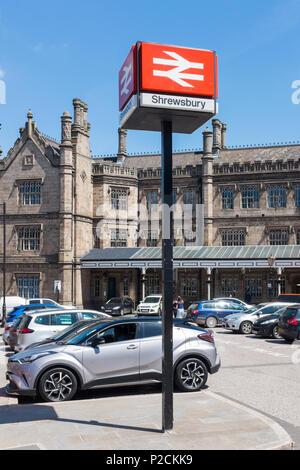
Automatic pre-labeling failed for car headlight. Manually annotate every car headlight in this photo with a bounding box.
[13,351,57,364]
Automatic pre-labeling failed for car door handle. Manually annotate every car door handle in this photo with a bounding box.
[127,344,138,350]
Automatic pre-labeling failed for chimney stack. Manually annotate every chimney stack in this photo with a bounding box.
[203,127,213,157]
[221,123,227,149]
[117,128,128,163]
[212,118,222,154]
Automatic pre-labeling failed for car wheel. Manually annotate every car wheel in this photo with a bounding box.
[239,321,253,335]
[38,368,78,402]
[175,358,208,392]
[206,317,217,328]
[272,326,281,339]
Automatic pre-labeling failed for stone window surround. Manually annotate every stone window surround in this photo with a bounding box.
[266,227,290,245]
[216,181,300,211]
[14,224,43,252]
[109,187,129,211]
[220,228,247,246]
[15,178,44,206]
[16,274,40,299]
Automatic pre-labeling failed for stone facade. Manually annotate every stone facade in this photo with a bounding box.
[1,104,300,307]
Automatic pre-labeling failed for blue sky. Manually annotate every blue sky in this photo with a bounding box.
[0,0,300,157]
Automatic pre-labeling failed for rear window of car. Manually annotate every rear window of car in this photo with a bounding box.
[19,315,32,330]
[201,302,215,309]
[51,313,79,326]
[187,303,199,311]
[34,315,50,325]
[44,300,56,306]
[82,312,97,319]
[281,308,299,320]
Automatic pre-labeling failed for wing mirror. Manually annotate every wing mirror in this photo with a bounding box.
[91,337,106,348]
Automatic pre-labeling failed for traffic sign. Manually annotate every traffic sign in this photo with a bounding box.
[119,45,137,111]
[140,43,216,97]
[119,41,218,133]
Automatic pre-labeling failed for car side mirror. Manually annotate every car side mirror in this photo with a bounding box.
[91,337,106,348]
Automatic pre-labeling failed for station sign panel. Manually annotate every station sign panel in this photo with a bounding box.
[119,42,218,134]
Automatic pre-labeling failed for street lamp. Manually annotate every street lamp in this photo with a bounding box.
[267,255,276,298]
[1,202,6,327]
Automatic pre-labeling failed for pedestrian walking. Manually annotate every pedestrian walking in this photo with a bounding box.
[176,296,185,319]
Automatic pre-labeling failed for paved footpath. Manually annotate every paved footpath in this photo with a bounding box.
[0,329,294,451]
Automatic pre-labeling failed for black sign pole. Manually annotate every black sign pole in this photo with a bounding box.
[161,120,174,432]
[1,202,6,327]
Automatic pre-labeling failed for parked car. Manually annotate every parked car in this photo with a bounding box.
[277,294,300,303]
[100,297,134,316]
[186,300,245,328]
[213,298,253,310]
[22,318,104,350]
[278,305,300,343]
[136,295,163,316]
[27,298,76,310]
[14,309,112,352]
[6,317,221,402]
[0,296,27,320]
[5,304,64,326]
[223,303,296,334]
[252,306,288,339]
[3,316,24,346]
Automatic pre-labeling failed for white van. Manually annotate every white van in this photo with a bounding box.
[0,296,27,320]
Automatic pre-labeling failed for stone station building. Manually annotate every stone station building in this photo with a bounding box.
[1,99,300,308]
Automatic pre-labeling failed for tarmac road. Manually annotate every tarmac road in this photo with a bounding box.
[210,327,300,448]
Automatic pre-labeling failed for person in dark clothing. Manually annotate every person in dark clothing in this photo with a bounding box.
[245,289,252,304]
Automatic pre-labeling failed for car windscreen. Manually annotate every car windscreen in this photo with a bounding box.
[242,306,260,315]
[143,297,161,304]
[50,321,87,340]
[106,298,122,305]
[59,321,112,345]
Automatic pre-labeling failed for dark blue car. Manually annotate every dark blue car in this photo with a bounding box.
[5,304,64,324]
[186,300,246,328]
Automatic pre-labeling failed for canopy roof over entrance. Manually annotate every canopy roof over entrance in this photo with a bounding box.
[81,246,300,269]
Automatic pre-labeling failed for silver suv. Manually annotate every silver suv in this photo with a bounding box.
[6,318,221,402]
[223,302,297,334]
